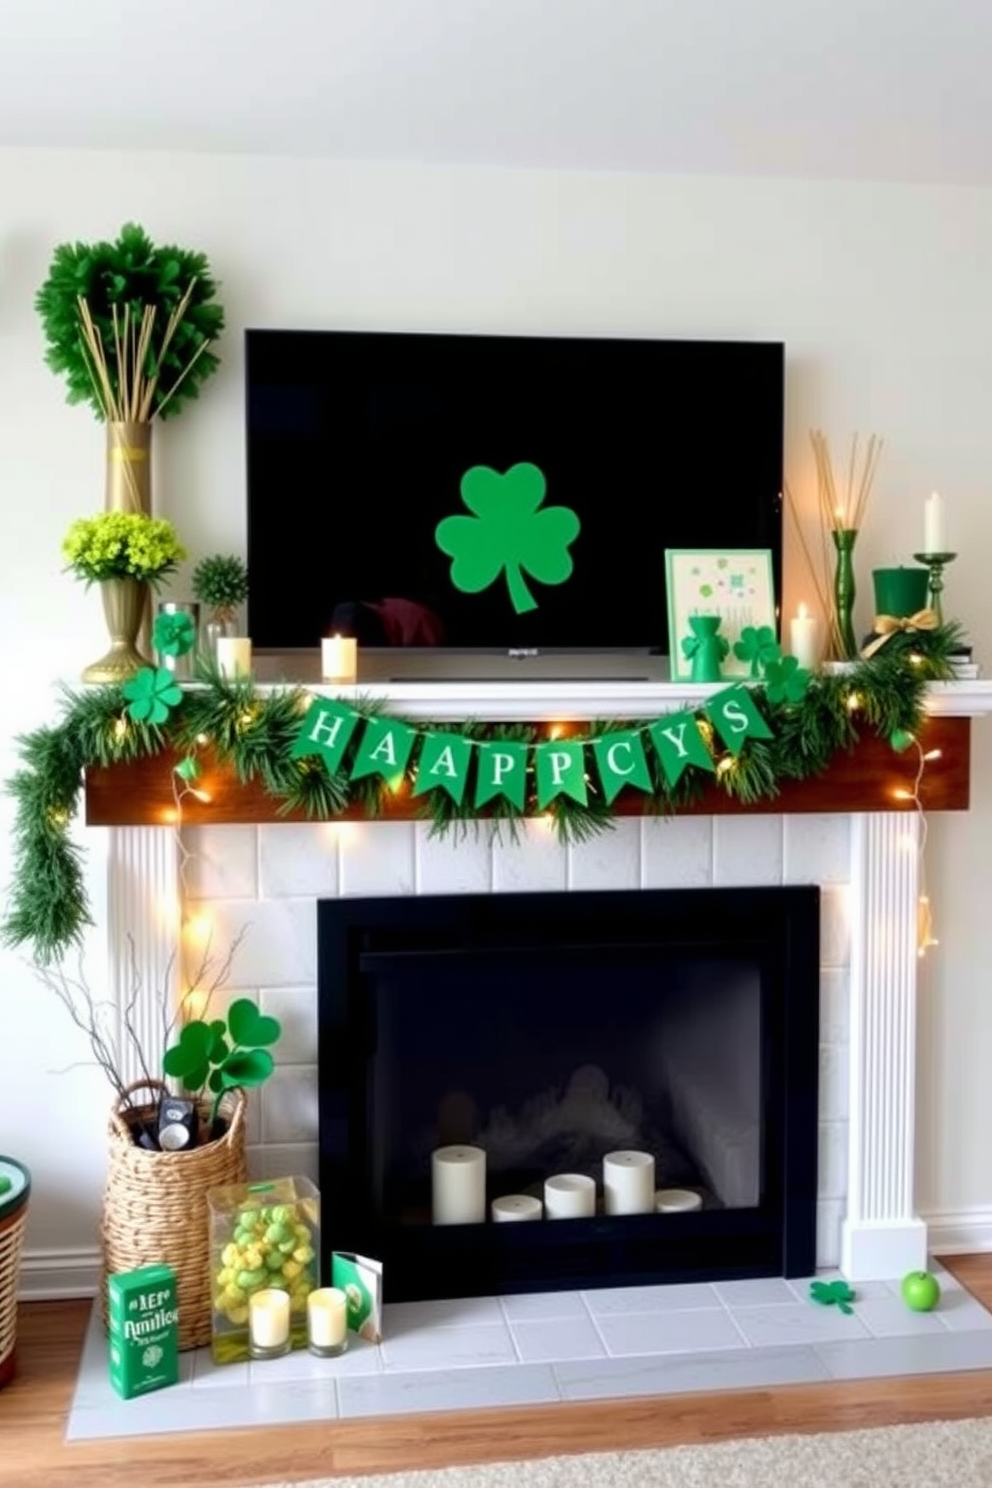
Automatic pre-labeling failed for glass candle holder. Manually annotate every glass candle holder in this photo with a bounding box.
[307,1287,349,1357]
[248,1287,292,1360]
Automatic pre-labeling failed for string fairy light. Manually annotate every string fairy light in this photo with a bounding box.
[892,734,940,957]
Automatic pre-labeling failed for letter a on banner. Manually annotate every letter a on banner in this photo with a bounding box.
[291,699,362,774]
[412,731,474,805]
[474,740,529,811]
[350,716,418,787]
[647,710,715,786]
[535,740,587,808]
[591,729,653,806]
[704,685,774,756]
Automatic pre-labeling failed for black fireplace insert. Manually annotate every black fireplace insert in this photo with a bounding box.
[317,886,820,1302]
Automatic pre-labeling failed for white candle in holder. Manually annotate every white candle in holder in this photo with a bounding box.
[789,603,820,672]
[321,634,358,684]
[491,1194,543,1223]
[432,1145,486,1225]
[924,490,946,555]
[248,1287,291,1355]
[544,1173,597,1219]
[307,1286,348,1355]
[656,1188,703,1213]
[216,635,252,679]
[603,1150,656,1215]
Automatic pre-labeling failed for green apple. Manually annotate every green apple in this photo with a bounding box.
[901,1269,941,1312]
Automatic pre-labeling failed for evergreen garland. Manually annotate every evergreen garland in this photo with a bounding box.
[1,627,962,966]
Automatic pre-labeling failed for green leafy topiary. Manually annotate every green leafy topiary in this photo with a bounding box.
[36,221,224,422]
[191,553,249,621]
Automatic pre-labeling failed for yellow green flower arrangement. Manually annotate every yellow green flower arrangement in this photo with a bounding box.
[63,511,187,589]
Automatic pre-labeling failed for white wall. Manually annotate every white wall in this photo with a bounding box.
[1,149,991,1286]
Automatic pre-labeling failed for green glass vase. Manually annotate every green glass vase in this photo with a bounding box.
[831,528,859,660]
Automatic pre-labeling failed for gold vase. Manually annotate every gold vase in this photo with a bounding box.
[105,422,152,514]
[82,577,152,684]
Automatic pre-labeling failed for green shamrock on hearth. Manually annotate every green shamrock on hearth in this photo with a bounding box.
[122,665,183,725]
[764,655,811,706]
[809,1279,857,1314]
[733,624,781,678]
[435,462,581,614]
[152,609,196,657]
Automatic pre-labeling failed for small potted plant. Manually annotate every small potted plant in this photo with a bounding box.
[62,510,187,682]
[192,553,249,658]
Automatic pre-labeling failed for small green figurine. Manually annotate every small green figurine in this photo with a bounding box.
[682,614,729,682]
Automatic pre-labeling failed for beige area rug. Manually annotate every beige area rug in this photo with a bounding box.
[252,1416,992,1488]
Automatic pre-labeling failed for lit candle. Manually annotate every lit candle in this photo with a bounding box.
[603,1150,656,1215]
[321,634,358,684]
[216,636,252,679]
[490,1194,543,1222]
[924,491,946,555]
[789,603,820,672]
[307,1286,348,1356]
[248,1287,291,1357]
[431,1145,486,1225]
[543,1173,597,1219]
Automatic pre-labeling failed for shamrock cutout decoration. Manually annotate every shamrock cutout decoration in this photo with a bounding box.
[809,1279,857,1315]
[763,655,811,706]
[123,666,183,725]
[163,997,281,1120]
[733,624,781,678]
[152,609,196,657]
[435,462,580,614]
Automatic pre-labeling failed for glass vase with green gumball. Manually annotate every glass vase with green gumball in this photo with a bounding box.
[192,553,249,662]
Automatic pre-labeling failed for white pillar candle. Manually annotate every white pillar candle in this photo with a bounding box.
[789,603,821,672]
[603,1150,656,1215]
[543,1173,597,1219]
[307,1286,349,1355]
[491,1194,543,1223]
[655,1188,703,1213]
[321,634,358,683]
[216,635,252,679]
[248,1287,291,1354]
[431,1145,486,1225]
[924,491,946,555]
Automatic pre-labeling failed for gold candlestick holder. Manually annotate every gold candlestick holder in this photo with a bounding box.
[912,552,956,626]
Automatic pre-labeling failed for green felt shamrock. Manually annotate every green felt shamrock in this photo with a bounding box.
[763,655,811,706]
[733,624,781,678]
[152,609,197,657]
[163,997,281,1120]
[122,666,184,724]
[809,1279,857,1314]
[435,462,580,614]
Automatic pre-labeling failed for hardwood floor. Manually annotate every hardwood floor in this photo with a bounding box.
[2,1256,992,1488]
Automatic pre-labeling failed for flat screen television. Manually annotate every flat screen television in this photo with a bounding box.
[245,329,784,660]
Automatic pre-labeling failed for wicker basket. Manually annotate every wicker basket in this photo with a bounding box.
[100,1080,247,1351]
[0,1156,31,1390]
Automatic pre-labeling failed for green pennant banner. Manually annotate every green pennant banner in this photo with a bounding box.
[474,740,529,811]
[412,730,474,804]
[350,716,417,788]
[648,710,715,786]
[592,729,653,806]
[291,699,362,774]
[704,685,774,756]
[535,739,587,808]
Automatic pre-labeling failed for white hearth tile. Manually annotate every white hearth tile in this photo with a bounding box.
[596,1307,744,1356]
[338,821,416,897]
[819,884,851,969]
[184,825,258,900]
[260,1066,319,1143]
[929,1291,992,1332]
[819,1043,849,1121]
[238,1379,338,1424]
[554,1344,829,1401]
[509,1316,606,1363]
[713,816,783,886]
[247,1335,381,1381]
[815,1201,844,1269]
[784,814,851,885]
[732,1302,870,1348]
[817,1121,848,1201]
[584,1282,721,1316]
[191,1351,251,1389]
[640,816,713,888]
[243,1087,262,1146]
[259,822,340,898]
[814,1328,992,1380]
[568,820,640,890]
[500,1291,588,1322]
[854,1295,947,1337]
[491,819,568,892]
[259,985,318,1065]
[67,1386,253,1440]
[204,897,316,986]
[248,1141,319,1186]
[819,968,850,1043]
[337,1362,560,1418]
[379,1323,517,1371]
[713,1277,797,1307]
[414,821,493,894]
[384,1296,505,1334]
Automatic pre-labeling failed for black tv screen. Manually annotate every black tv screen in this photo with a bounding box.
[245,330,784,655]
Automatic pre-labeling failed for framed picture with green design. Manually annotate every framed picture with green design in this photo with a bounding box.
[665,549,777,682]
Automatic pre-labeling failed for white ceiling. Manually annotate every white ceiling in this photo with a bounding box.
[2,0,990,184]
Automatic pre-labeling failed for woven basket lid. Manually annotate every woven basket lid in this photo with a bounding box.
[0,1157,30,1221]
